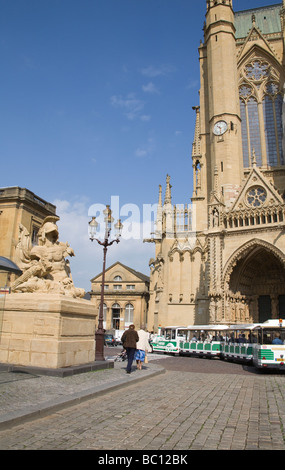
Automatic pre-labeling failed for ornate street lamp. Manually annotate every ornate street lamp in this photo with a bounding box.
[88,206,123,361]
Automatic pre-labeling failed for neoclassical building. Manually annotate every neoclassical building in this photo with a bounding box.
[146,0,285,331]
[90,262,150,331]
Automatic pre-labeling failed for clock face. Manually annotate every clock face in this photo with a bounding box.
[213,120,228,136]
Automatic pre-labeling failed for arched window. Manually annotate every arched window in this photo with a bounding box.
[239,58,284,168]
[242,97,262,166]
[263,92,284,166]
[125,303,134,323]
[114,275,122,281]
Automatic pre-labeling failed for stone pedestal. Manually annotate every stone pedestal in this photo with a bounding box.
[0,293,97,369]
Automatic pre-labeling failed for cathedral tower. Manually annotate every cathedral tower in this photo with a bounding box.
[204,0,243,206]
[147,1,285,331]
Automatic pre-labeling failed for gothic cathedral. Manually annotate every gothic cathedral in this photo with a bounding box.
[146,0,285,331]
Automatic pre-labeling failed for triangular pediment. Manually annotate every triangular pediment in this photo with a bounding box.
[237,24,281,65]
[209,191,225,207]
[229,166,284,213]
[90,261,149,283]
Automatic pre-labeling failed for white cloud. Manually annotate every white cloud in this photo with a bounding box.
[140,115,151,122]
[110,93,145,120]
[141,64,175,78]
[186,79,199,90]
[134,137,156,159]
[53,198,94,291]
[53,198,154,292]
[142,82,160,94]
[135,148,148,158]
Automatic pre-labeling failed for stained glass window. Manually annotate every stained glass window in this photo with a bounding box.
[240,100,250,167]
[247,187,267,207]
[275,94,284,165]
[239,84,252,99]
[247,98,262,166]
[263,94,284,166]
[266,82,279,96]
[245,61,269,81]
[263,96,277,166]
[240,60,284,168]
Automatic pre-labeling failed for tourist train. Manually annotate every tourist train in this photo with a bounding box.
[151,320,285,370]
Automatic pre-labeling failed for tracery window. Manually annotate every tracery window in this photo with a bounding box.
[239,58,284,168]
[247,98,262,165]
[246,186,267,207]
[245,60,269,81]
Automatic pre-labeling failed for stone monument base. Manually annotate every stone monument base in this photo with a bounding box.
[0,293,97,369]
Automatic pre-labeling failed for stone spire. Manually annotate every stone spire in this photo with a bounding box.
[192,106,201,158]
[163,175,174,238]
[155,185,163,240]
[158,184,162,207]
[164,174,172,205]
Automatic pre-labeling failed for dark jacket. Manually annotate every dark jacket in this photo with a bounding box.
[121,328,139,349]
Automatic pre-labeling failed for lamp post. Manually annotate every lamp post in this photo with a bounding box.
[89,205,123,361]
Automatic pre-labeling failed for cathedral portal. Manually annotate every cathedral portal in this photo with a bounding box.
[223,240,285,324]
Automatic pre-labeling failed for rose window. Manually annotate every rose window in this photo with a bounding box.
[245,60,269,81]
[246,186,267,207]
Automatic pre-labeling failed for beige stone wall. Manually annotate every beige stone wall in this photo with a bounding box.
[0,293,96,368]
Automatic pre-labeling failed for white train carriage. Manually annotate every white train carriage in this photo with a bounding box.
[221,323,260,363]
[178,325,229,358]
[151,326,187,355]
[252,320,285,369]
[151,320,285,371]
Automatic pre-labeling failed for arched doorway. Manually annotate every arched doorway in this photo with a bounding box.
[112,303,121,329]
[225,241,285,323]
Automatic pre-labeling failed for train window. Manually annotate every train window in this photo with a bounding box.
[255,328,285,344]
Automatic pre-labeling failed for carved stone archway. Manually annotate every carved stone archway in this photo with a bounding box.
[222,239,285,323]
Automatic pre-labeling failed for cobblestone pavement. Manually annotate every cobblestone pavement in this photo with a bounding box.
[0,357,166,428]
[0,357,285,450]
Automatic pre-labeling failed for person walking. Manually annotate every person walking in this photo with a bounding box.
[135,326,151,370]
[121,324,139,374]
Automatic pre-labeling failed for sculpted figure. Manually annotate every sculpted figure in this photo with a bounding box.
[12,216,85,298]
[149,253,164,291]
[14,224,32,268]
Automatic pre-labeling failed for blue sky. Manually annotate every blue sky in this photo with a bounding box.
[0,0,281,291]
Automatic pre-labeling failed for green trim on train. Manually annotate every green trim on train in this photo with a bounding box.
[180,341,222,356]
[258,349,274,360]
[151,321,285,371]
